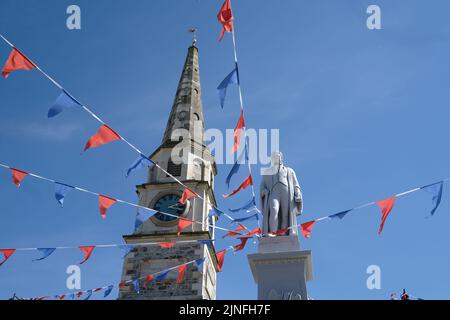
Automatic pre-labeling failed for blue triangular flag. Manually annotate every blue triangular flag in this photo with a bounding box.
[104,285,114,298]
[126,154,154,178]
[33,248,56,262]
[422,181,444,216]
[154,270,170,282]
[69,293,75,300]
[232,213,259,224]
[329,210,352,220]
[54,182,74,206]
[197,239,215,245]
[118,245,134,259]
[208,208,224,218]
[84,290,93,300]
[195,257,206,268]
[135,208,156,231]
[132,279,140,294]
[48,90,81,118]
[217,68,238,108]
[229,198,257,213]
[225,151,245,189]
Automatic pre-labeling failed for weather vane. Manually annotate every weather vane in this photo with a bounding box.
[189,27,198,46]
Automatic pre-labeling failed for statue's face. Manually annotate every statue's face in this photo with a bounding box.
[271,152,283,168]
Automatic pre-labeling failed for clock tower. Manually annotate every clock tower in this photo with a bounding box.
[118,41,220,300]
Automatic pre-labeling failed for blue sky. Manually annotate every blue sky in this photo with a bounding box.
[1,0,450,300]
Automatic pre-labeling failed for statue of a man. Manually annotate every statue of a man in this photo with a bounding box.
[260,152,303,236]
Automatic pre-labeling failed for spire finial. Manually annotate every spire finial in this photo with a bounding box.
[189,28,198,46]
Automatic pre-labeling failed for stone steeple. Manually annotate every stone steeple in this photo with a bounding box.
[161,45,205,149]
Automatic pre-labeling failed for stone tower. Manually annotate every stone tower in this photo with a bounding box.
[118,43,220,300]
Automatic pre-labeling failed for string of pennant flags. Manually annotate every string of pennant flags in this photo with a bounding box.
[0,162,262,237]
[0,30,257,232]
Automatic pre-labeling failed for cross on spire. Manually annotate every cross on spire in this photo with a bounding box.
[189,28,198,46]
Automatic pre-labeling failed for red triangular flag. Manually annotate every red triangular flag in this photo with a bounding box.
[76,292,83,299]
[10,168,28,188]
[118,281,126,289]
[235,223,247,231]
[222,230,242,239]
[177,218,194,236]
[143,274,154,287]
[223,175,253,198]
[83,124,121,152]
[300,221,316,239]
[217,0,234,41]
[216,250,227,272]
[1,48,36,78]
[93,288,103,292]
[159,242,176,249]
[233,237,251,252]
[377,197,396,235]
[176,264,187,286]
[58,295,66,300]
[231,110,245,154]
[79,246,95,265]
[269,228,290,236]
[98,195,117,219]
[0,249,15,267]
[180,188,197,205]
[245,227,261,236]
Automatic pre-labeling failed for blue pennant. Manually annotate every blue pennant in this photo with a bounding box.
[134,208,156,231]
[104,285,114,298]
[229,197,257,213]
[217,67,238,108]
[126,154,154,178]
[33,248,56,262]
[132,279,140,294]
[225,151,245,189]
[197,239,215,246]
[54,182,74,206]
[84,290,93,300]
[208,208,224,218]
[48,90,81,118]
[195,257,206,269]
[329,210,352,220]
[421,181,444,216]
[154,270,170,282]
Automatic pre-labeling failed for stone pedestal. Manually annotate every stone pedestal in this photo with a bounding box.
[247,235,313,300]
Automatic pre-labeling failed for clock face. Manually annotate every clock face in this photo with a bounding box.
[153,194,187,222]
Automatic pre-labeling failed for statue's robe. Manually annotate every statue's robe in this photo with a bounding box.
[260,166,303,235]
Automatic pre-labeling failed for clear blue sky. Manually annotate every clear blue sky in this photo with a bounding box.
[1,0,450,300]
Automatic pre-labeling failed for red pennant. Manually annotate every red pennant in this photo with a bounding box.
[93,288,103,293]
[1,48,35,78]
[233,237,251,252]
[98,195,117,219]
[180,188,197,205]
[176,264,187,286]
[223,175,253,198]
[58,295,66,300]
[118,281,126,289]
[216,250,227,272]
[177,218,194,236]
[159,242,176,249]
[377,197,396,235]
[300,221,316,239]
[231,110,245,154]
[83,124,121,152]
[76,292,83,299]
[235,223,247,231]
[245,227,261,236]
[269,228,290,236]
[0,249,15,267]
[144,274,154,287]
[217,0,234,41]
[79,246,95,265]
[222,230,242,239]
[10,168,28,187]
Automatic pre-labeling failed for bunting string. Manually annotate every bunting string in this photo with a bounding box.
[0,32,253,232]
[0,162,249,235]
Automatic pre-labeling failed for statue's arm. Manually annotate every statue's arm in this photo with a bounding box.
[290,169,303,213]
[260,178,269,209]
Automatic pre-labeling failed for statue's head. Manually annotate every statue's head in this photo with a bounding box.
[271,151,284,168]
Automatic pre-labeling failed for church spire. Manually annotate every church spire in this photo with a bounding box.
[161,41,205,149]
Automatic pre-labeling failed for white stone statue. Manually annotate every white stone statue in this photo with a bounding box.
[260,152,303,236]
